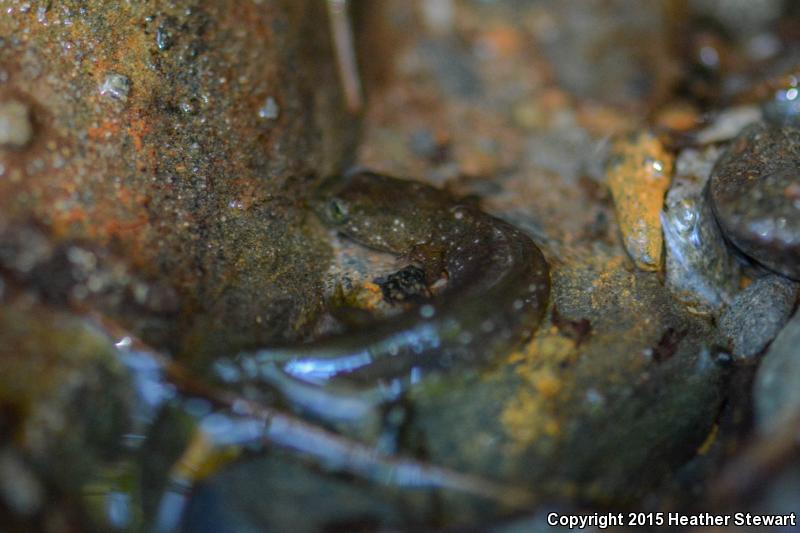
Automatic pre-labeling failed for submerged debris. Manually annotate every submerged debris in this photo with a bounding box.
[374,265,429,304]
[606,130,673,271]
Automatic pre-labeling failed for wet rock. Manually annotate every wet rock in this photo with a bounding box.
[0,0,357,359]
[0,99,33,147]
[606,130,673,271]
[709,122,800,279]
[662,147,740,315]
[718,274,797,360]
[755,309,800,432]
[407,256,726,509]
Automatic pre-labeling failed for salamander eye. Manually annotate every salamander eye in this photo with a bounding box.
[326,198,349,224]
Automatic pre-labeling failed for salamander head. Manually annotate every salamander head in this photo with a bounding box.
[312,171,446,252]
[313,175,354,227]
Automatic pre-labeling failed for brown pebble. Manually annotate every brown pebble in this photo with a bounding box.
[709,123,800,279]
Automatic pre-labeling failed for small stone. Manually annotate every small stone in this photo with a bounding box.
[719,274,798,360]
[0,99,34,147]
[258,97,280,120]
[709,122,800,279]
[99,73,131,101]
[755,309,800,432]
[606,130,673,271]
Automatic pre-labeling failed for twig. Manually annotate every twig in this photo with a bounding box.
[328,0,364,113]
[89,313,535,508]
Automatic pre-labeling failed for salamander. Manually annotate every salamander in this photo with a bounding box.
[217,171,550,420]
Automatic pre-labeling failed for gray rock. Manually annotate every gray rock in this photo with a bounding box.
[755,309,800,432]
[719,274,798,360]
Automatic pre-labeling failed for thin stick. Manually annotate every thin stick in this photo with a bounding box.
[91,313,534,508]
[328,0,364,113]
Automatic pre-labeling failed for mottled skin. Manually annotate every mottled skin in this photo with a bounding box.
[221,172,550,417]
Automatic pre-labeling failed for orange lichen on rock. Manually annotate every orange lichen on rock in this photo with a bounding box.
[606,130,673,271]
[500,331,579,449]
